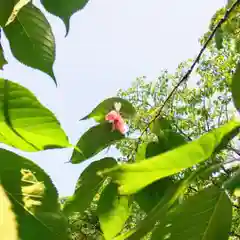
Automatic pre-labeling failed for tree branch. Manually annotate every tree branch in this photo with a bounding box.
[134,0,240,155]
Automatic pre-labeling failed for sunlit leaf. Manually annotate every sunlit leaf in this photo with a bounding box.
[0,0,30,26]
[100,120,240,195]
[63,158,117,215]
[4,3,56,84]
[0,79,69,151]
[0,185,18,240]
[5,0,31,26]
[151,187,232,240]
[115,164,227,240]
[232,63,240,112]
[71,122,124,163]
[41,0,89,35]
[135,142,147,162]
[97,182,129,240]
[0,149,68,239]
[81,97,136,122]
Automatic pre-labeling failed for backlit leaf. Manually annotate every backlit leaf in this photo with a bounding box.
[0,0,30,26]
[135,139,175,213]
[81,97,136,122]
[0,149,68,240]
[0,185,18,240]
[115,163,227,240]
[0,79,69,151]
[151,187,232,240]
[100,120,240,195]
[4,3,56,84]
[5,0,31,26]
[97,182,129,240]
[135,142,147,162]
[71,122,124,163]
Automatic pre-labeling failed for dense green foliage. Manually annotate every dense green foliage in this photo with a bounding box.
[1,1,240,239]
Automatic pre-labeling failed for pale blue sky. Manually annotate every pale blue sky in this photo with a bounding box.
[0,0,226,196]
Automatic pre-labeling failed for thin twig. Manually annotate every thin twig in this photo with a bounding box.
[134,0,240,156]
[173,122,192,141]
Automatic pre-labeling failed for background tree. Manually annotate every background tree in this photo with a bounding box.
[115,9,240,239]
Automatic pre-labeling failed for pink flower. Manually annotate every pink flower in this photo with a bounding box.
[105,110,126,134]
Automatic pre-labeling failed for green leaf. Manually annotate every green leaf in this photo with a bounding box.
[137,121,186,162]
[63,158,117,216]
[97,182,129,240]
[0,43,8,70]
[135,140,174,213]
[0,185,18,240]
[71,122,124,163]
[160,131,186,150]
[150,118,186,152]
[135,142,147,162]
[135,178,173,214]
[100,120,240,195]
[150,117,172,135]
[232,63,240,112]
[41,0,89,35]
[151,187,232,240]
[81,97,136,122]
[3,3,56,84]
[0,148,68,240]
[215,27,224,50]
[0,0,30,26]
[5,0,31,26]
[224,168,240,196]
[0,79,69,151]
[0,0,13,26]
[146,133,186,160]
[114,163,223,240]
[145,141,165,158]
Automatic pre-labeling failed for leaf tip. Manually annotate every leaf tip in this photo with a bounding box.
[63,17,70,37]
[52,73,57,86]
[80,115,88,121]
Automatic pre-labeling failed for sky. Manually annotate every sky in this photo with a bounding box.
[0,0,226,196]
